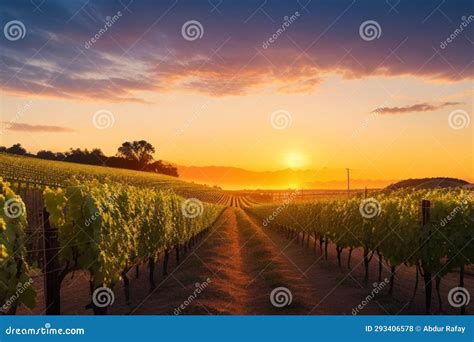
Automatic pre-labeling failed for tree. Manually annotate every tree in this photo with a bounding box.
[90,148,106,164]
[6,143,27,155]
[117,140,155,165]
[54,152,66,160]
[64,148,105,165]
[37,150,56,160]
[91,148,105,157]
[145,160,179,177]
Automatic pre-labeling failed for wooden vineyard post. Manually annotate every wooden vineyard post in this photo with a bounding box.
[420,200,432,314]
[43,208,61,315]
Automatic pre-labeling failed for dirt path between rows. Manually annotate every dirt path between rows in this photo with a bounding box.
[243,210,473,315]
[19,208,471,315]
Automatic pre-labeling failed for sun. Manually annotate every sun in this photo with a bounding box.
[285,152,305,169]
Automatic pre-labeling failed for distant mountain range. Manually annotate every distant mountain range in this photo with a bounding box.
[176,165,398,190]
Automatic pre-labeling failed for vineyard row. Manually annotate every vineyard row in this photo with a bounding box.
[248,189,473,313]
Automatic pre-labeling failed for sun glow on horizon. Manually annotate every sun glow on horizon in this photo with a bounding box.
[285,152,306,169]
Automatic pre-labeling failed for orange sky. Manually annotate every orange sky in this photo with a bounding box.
[1,1,472,189]
[2,73,472,189]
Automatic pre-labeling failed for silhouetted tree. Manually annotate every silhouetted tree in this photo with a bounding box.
[117,140,155,165]
[145,160,178,177]
[2,141,178,177]
[106,156,141,170]
[37,150,56,160]
[6,143,26,155]
[54,152,66,160]
[63,148,106,165]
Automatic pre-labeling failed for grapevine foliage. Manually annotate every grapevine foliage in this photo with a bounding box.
[0,178,35,313]
[250,189,474,274]
[44,179,223,287]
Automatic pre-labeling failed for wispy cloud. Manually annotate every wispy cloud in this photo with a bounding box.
[2,122,75,133]
[0,1,472,102]
[373,102,462,115]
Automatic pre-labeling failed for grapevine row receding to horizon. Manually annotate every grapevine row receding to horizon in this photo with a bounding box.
[1,177,224,314]
[249,189,473,311]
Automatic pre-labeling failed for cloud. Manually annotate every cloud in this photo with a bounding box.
[0,0,472,102]
[373,102,462,114]
[2,122,75,133]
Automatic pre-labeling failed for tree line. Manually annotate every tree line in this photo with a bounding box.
[0,140,178,177]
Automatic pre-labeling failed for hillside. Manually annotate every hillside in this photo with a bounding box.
[386,177,471,190]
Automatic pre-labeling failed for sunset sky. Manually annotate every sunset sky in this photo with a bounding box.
[1,0,473,188]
